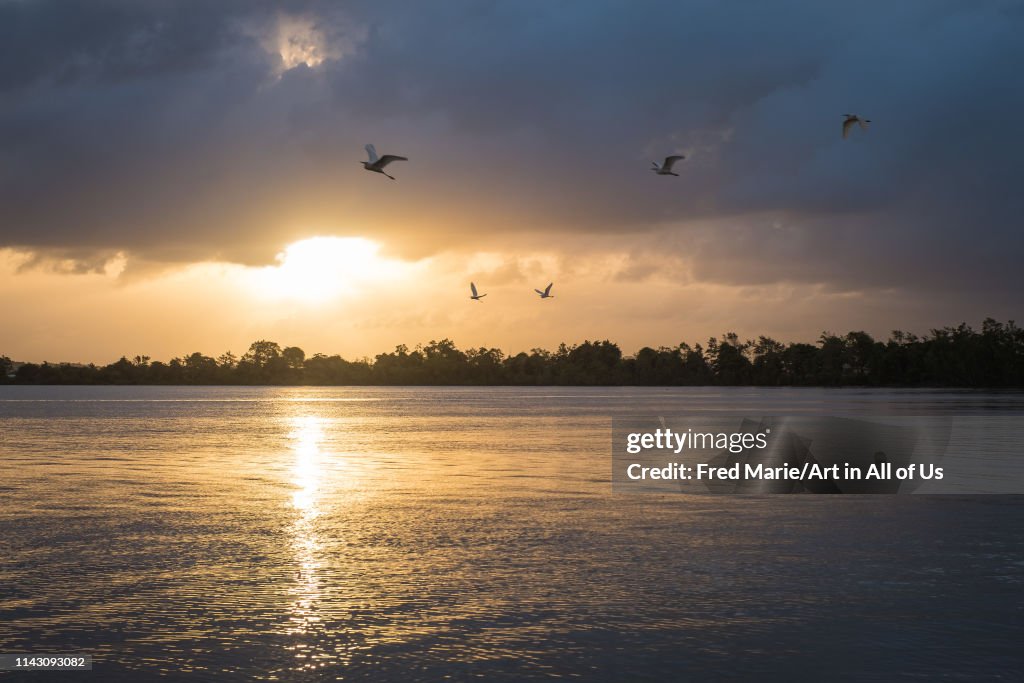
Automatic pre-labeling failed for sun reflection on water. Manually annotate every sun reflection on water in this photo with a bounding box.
[291,416,326,514]
[285,415,331,669]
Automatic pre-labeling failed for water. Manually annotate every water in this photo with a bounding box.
[1,386,1023,681]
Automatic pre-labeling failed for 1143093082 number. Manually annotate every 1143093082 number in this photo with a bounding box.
[0,654,93,671]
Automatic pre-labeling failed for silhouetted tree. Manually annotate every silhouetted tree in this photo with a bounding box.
[282,346,306,370]
[634,346,685,385]
[466,347,505,384]
[6,319,1022,387]
[818,333,845,385]
[422,339,468,384]
[242,340,282,367]
[752,336,785,385]
[782,343,818,385]
[681,343,712,385]
[373,344,426,384]
[709,333,752,385]
[563,340,622,385]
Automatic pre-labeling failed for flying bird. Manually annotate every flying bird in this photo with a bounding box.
[470,282,487,301]
[842,114,871,139]
[652,155,685,176]
[362,143,408,180]
[535,283,555,299]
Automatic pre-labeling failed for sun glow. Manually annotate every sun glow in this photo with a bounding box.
[253,236,409,303]
[276,16,329,69]
[259,13,366,75]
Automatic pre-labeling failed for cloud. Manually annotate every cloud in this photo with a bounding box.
[0,0,1020,307]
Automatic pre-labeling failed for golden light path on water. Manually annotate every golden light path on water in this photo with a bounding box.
[286,415,332,672]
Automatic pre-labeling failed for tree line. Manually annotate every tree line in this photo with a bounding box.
[2,318,1023,387]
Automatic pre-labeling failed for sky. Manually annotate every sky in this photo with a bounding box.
[2,0,1022,363]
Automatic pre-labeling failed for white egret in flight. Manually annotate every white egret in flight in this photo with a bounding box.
[535,283,555,299]
[470,282,487,301]
[652,155,685,176]
[842,114,871,139]
[362,144,408,180]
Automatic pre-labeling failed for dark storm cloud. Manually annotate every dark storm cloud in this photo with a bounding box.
[0,0,1022,299]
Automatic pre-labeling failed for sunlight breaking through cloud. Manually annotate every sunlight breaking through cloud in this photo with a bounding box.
[260,13,366,73]
[248,237,421,304]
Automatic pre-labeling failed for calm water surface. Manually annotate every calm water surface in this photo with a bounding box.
[1,387,1023,681]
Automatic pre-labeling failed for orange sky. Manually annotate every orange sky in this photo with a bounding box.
[1,3,1021,363]
[0,239,989,364]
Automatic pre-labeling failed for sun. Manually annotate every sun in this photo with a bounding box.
[253,236,406,303]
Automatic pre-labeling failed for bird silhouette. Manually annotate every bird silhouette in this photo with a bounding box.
[842,114,871,139]
[535,283,555,299]
[652,155,685,176]
[361,143,408,180]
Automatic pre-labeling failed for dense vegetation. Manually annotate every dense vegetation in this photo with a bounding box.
[2,319,1023,387]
